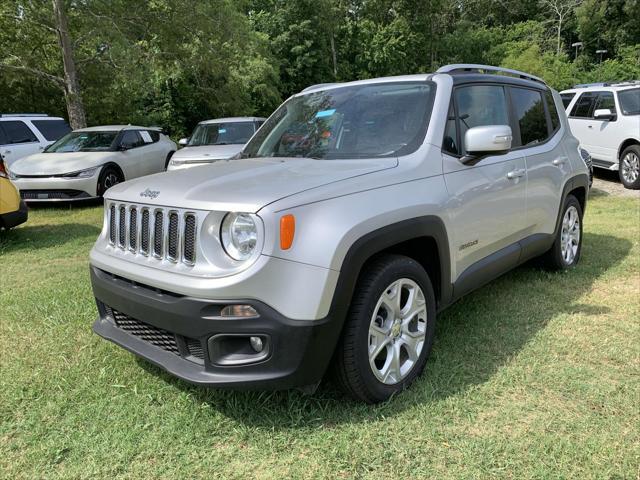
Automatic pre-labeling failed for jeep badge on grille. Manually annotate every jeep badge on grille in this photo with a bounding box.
[140,188,160,199]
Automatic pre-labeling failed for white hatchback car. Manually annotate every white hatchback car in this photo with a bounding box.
[560,82,640,189]
[1,114,71,167]
[9,125,176,202]
[167,117,265,171]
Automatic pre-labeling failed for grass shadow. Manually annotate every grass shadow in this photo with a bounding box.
[137,232,632,428]
[0,223,101,254]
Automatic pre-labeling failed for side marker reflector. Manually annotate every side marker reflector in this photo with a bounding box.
[280,214,295,250]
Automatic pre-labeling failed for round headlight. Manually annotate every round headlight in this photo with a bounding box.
[221,212,258,261]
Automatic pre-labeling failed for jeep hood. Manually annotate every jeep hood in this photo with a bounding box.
[106,156,398,212]
[171,144,243,162]
[10,151,116,176]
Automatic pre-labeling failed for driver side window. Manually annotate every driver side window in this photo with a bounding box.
[454,85,509,155]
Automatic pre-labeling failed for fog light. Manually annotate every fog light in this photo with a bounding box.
[220,305,259,318]
[249,336,264,352]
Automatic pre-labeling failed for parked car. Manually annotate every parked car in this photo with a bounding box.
[0,114,71,167]
[167,117,265,171]
[0,157,28,230]
[8,125,176,202]
[560,82,640,189]
[90,64,589,403]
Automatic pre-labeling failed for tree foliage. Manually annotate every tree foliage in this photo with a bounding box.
[1,0,638,136]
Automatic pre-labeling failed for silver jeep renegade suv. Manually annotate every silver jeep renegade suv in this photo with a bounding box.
[90,64,590,403]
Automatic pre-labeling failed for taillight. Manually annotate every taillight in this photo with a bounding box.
[0,159,8,179]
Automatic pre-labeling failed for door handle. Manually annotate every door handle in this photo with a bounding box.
[552,157,567,166]
[506,169,525,179]
[588,125,593,129]
[4,150,11,154]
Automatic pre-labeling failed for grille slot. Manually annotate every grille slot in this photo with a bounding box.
[109,205,116,244]
[153,211,163,257]
[106,306,179,355]
[129,207,137,251]
[183,214,196,264]
[167,212,179,261]
[118,206,126,248]
[140,209,150,255]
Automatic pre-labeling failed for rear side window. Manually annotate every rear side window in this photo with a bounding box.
[510,88,547,146]
[0,125,7,145]
[454,85,509,154]
[31,120,71,141]
[570,92,597,118]
[618,88,640,115]
[560,92,576,109]
[120,130,144,149]
[545,91,561,131]
[0,121,38,144]
[594,92,616,115]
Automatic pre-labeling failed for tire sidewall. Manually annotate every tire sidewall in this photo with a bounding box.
[97,166,121,197]
[554,195,583,269]
[619,145,640,190]
[351,257,437,401]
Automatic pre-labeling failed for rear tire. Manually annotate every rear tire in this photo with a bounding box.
[539,194,583,270]
[97,166,122,197]
[332,254,436,403]
[619,145,640,190]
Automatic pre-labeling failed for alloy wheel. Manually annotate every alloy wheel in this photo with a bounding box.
[560,205,580,265]
[368,278,427,385]
[621,152,639,184]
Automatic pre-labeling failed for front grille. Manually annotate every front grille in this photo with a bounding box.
[107,202,197,265]
[106,306,179,354]
[153,211,163,257]
[21,189,90,200]
[102,302,204,362]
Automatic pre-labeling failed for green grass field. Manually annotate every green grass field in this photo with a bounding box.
[1,191,638,479]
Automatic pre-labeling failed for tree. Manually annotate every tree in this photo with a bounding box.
[540,0,583,55]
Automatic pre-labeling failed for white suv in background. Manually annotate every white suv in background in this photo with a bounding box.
[560,83,640,189]
[0,114,71,167]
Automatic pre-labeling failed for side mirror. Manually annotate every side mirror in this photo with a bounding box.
[461,125,512,164]
[593,108,615,120]
[118,144,130,151]
[178,138,188,146]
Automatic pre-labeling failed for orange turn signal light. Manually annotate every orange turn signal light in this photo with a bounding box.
[280,214,295,250]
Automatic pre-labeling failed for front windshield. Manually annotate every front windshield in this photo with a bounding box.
[243,82,435,160]
[618,88,640,115]
[187,122,256,146]
[46,131,118,153]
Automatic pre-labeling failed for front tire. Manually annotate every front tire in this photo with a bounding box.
[619,145,640,190]
[97,166,122,197]
[540,194,583,270]
[332,255,436,403]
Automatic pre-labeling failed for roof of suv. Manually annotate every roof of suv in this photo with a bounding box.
[560,83,640,94]
[1,114,65,121]
[299,65,551,96]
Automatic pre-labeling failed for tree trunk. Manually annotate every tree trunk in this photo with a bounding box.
[52,0,86,129]
[330,32,338,80]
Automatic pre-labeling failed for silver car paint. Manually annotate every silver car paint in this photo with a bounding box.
[91,73,588,321]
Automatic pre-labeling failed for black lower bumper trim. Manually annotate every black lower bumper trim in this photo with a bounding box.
[0,200,28,229]
[90,266,340,389]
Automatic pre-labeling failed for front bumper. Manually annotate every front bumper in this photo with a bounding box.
[0,200,28,229]
[14,175,99,202]
[91,266,340,389]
